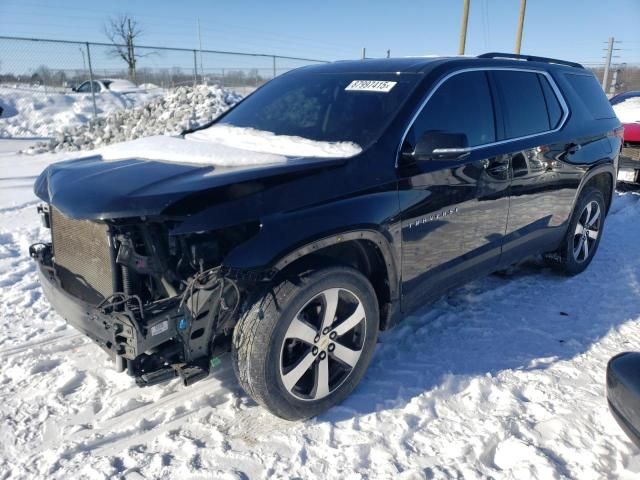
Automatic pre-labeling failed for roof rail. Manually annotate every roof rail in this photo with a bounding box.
[477,52,584,69]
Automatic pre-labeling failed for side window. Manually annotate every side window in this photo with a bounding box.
[493,70,550,138]
[75,82,91,93]
[564,73,616,120]
[406,71,496,150]
[538,74,563,129]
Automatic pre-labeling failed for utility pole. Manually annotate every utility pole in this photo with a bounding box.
[78,47,86,72]
[514,0,526,54]
[197,18,204,83]
[458,0,470,55]
[610,67,619,96]
[602,36,614,90]
[610,63,626,96]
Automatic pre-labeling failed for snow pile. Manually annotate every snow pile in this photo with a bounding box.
[99,135,287,166]
[0,86,161,138]
[41,85,242,153]
[187,124,362,158]
[613,97,640,123]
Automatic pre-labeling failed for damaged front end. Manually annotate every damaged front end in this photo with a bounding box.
[30,204,261,387]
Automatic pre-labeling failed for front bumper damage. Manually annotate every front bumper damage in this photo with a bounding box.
[30,242,237,387]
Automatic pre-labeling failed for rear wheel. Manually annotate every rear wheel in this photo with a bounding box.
[232,266,378,420]
[552,187,605,275]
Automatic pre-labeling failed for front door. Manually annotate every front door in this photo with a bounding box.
[398,70,510,312]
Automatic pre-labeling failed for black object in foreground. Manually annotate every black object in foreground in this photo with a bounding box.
[607,352,640,448]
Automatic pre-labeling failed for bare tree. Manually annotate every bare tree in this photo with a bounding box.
[104,14,147,81]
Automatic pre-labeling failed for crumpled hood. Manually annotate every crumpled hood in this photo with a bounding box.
[34,153,345,220]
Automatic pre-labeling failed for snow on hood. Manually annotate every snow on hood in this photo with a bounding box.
[99,135,287,166]
[613,97,640,123]
[186,124,362,158]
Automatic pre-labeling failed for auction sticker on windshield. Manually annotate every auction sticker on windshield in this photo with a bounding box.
[345,80,397,92]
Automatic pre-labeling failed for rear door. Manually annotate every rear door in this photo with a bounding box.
[398,70,511,311]
[490,69,576,264]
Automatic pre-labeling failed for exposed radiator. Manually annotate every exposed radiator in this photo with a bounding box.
[51,207,115,305]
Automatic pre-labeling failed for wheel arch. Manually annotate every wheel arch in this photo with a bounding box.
[575,164,615,215]
[578,169,615,213]
[270,230,400,330]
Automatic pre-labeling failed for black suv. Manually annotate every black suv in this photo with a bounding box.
[31,53,621,420]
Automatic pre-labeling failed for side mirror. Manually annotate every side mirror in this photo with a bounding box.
[607,352,640,448]
[403,131,470,161]
[71,86,77,92]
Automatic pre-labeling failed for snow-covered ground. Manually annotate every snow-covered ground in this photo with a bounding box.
[1,139,640,479]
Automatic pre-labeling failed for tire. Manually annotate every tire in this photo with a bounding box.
[552,186,606,275]
[232,266,379,420]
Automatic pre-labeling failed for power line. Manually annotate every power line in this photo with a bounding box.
[0,3,366,53]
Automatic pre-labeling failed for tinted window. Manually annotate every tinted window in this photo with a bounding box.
[218,72,420,148]
[539,74,563,129]
[565,73,616,119]
[75,82,92,93]
[494,70,550,138]
[405,71,495,149]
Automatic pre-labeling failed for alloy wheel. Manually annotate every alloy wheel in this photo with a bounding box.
[279,288,366,401]
[573,200,601,263]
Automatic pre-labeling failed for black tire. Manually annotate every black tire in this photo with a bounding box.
[232,266,379,420]
[552,186,606,275]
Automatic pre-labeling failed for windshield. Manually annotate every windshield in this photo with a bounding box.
[212,71,421,150]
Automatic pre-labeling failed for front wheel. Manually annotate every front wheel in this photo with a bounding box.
[232,266,379,420]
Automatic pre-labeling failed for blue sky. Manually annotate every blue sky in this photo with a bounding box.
[0,0,639,69]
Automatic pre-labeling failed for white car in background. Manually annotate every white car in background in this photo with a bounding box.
[72,78,142,94]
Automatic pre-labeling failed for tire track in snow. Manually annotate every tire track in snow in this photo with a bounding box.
[0,199,39,215]
[56,366,238,457]
[0,332,85,358]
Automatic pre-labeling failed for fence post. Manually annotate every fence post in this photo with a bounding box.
[193,50,198,87]
[272,56,276,79]
[85,42,98,121]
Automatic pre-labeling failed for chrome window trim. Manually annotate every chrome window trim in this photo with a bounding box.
[395,67,570,167]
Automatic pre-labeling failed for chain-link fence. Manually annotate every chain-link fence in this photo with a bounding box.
[0,35,328,119]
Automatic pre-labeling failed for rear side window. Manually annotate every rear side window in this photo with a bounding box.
[539,75,563,129]
[493,70,550,139]
[406,71,496,148]
[565,73,616,120]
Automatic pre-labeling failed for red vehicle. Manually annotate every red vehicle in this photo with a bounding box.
[612,91,640,184]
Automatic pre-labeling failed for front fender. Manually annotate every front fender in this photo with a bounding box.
[222,187,401,291]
